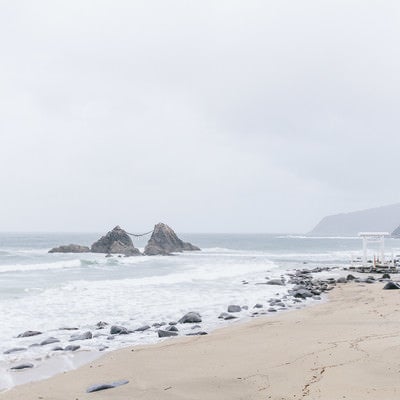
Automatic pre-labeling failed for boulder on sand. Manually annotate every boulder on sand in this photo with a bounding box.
[91,226,141,256]
[49,244,90,253]
[144,223,200,255]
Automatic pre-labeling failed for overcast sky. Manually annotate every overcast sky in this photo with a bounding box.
[1,1,399,233]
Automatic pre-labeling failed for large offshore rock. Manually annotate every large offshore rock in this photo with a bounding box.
[91,226,141,256]
[144,223,200,255]
[49,244,90,253]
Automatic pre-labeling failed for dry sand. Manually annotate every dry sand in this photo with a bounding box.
[1,281,400,400]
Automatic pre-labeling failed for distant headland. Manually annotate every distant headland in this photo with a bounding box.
[309,203,400,237]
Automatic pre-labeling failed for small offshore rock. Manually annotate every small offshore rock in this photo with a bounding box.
[40,337,60,346]
[382,273,391,280]
[49,244,90,253]
[65,345,80,351]
[336,277,347,284]
[110,325,129,335]
[69,331,92,342]
[227,305,241,313]
[346,274,356,281]
[268,308,277,312]
[3,347,26,355]
[253,304,263,308]
[51,346,64,351]
[383,281,400,290]
[17,330,42,338]
[178,312,202,324]
[11,363,34,370]
[158,330,178,338]
[86,380,129,393]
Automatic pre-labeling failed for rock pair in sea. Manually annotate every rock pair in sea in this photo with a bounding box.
[49,223,200,256]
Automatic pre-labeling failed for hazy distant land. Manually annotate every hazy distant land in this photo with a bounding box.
[309,203,400,237]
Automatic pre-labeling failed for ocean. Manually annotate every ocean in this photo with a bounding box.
[1,232,399,389]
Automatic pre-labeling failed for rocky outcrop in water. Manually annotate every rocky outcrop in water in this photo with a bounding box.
[49,244,90,253]
[91,226,141,256]
[144,223,200,255]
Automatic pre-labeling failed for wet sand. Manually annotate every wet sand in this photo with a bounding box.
[1,281,400,400]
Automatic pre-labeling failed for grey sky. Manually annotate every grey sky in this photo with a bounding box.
[1,1,399,233]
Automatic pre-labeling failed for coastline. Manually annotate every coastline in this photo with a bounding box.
[2,279,400,399]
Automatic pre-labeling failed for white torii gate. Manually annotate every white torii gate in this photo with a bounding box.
[358,232,389,267]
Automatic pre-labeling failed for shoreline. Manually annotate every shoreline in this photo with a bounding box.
[2,276,400,399]
[0,266,339,392]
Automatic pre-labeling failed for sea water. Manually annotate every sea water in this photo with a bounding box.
[1,232,399,389]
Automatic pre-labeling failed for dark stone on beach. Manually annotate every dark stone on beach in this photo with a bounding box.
[168,321,177,326]
[59,327,78,331]
[266,279,285,286]
[51,346,64,351]
[110,325,130,335]
[191,325,201,329]
[49,244,90,253]
[227,305,241,313]
[382,273,391,279]
[158,329,178,338]
[11,363,34,370]
[144,223,200,255]
[313,295,322,300]
[293,289,313,299]
[86,379,129,393]
[17,330,42,338]
[166,325,178,332]
[40,337,60,346]
[268,308,277,312]
[96,321,109,329]
[346,274,356,281]
[91,226,141,256]
[65,345,81,351]
[254,304,263,308]
[135,325,151,332]
[152,322,166,328]
[69,331,92,341]
[178,312,202,324]
[383,281,400,290]
[99,345,109,351]
[218,312,237,320]
[3,347,26,355]
[336,277,347,284]
[186,331,208,336]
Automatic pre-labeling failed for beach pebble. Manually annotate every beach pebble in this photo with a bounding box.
[51,346,64,351]
[96,321,109,329]
[227,305,241,313]
[69,331,92,341]
[186,331,208,336]
[17,330,42,338]
[346,274,356,281]
[110,325,129,335]
[336,277,347,283]
[99,345,109,351]
[268,308,277,312]
[158,329,178,338]
[65,345,81,351]
[253,303,263,308]
[86,379,129,393]
[165,325,178,332]
[382,273,391,280]
[3,347,26,355]
[11,363,34,370]
[178,312,202,323]
[218,312,237,320]
[152,322,166,328]
[383,281,400,290]
[135,324,151,332]
[40,337,60,346]
[266,279,285,286]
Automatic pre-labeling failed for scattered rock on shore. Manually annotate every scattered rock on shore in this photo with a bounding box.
[91,226,141,256]
[383,281,400,290]
[49,244,90,253]
[144,223,200,255]
[158,329,178,338]
[17,330,42,338]
[178,312,202,323]
[86,380,129,393]
[3,347,26,355]
[10,363,34,370]
[69,331,92,341]
[110,325,130,335]
[227,305,242,313]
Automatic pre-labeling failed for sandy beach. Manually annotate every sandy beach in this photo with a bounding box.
[1,280,399,400]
